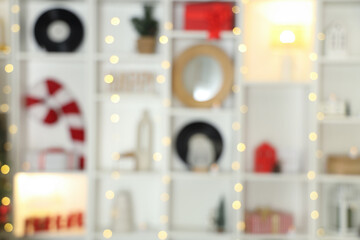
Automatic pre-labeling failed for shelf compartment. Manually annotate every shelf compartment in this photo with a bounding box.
[170,107,234,117]
[18,52,86,62]
[171,171,233,181]
[319,56,360,65]
[95,231,158,240]
[318,174,360,184]
[320,116,360,125]
[244,173,307,182]
[243,81,311,88]
[169,30,236,40]
[95,170,162,180]
[169,231,233,240]
[95,53,163,64]
[242,233,309,240]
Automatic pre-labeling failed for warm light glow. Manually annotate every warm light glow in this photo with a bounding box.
[153,152,162,162]
[111,17,120,26]
[309,53,318,61]
[237,221,245,231]
[307,171,316,180]
[232,122,241,131]
[1,165,10,175]
[232,161,241,171]
[163,98,171,107]
[260,1,313,25]
[105,190,115,200]
[156,75,165,84]
[311,210,319,220]
[4,223,13,233]
[110,94,120,103]
[310,191,318,200]
[238,44,247,53]
[160,193,169,202]
[232,85,240,93]
[4,64,13,73]
[242,0,249,4]
[159,36,168,44]
[317,112,324,121]
[104,74,114,84]
[317,32,325,41]
[308,93,317,102]
[158,231,168,240]
[110,114,120,123]
[2,46,11,55]
[11,24,20,33]
[111,171,120,179]
[0,104,9,113]
[103,229,112,239]
[232,201,241,210]
[162,137,171,146]
[234,183,243,192]
[112,152,120,161]
[316,150,323,159]
[11,5,20,14]
[240,105,248,114]
[162,175,171,185]
[1,197,10,206]
[160,215,168,224]
[233,27,242,35]
[3,142,11,152]
[105,35,115,44]
[310,72,318,80]
[317,228,325,236]
[309,132,317,141]
[3,85,11,94]
[232,6,240,14]
[164,22,173,31]
[9,125,17,134]
[350,146,358,157]
[161,61,171,69]
[240,66,248,75]
[109,55,119,64]
[237,143,246,152]
[279,30,296,43]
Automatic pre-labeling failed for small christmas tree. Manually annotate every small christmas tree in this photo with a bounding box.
[214,197,225,232]
[131,5,158,37]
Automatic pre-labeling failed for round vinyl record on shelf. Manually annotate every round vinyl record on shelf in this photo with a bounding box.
[175,121,223,168]
[34,8,84,52]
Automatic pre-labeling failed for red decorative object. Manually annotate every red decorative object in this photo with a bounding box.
[184,2,233,39]
[255,142,277,173]
[26,79,85,169]
[245,209,294,234]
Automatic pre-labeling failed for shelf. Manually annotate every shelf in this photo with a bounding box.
[95,93,162,104]
[0,53,10,60]
[96,53,163,64]
[95,170,161,179]
[170,107,233,117]
[319,56,360,65]
[170,30,236,40]
[18,52,86,62]
[318,174,360,184]
[22,232,84,240]
[95,231,157,240]
[243,81,311,88]
[244,173,308,182]
[320,116,360,125]
[242,233,309,240]
[171,171,233,181]
[170,231,233,240]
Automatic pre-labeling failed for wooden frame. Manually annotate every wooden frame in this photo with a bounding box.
[173,44,234,108]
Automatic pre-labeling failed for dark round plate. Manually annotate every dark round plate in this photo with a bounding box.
[34,8,84,52]
[175,121,223,166]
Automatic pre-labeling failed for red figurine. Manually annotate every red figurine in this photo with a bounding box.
[255,142,277,173]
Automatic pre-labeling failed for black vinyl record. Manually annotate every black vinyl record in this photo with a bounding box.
[34,8,84,52]
[175,121,223,165]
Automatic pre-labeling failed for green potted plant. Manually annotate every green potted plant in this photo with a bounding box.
[213,197,225,232]
[131,5,158,54]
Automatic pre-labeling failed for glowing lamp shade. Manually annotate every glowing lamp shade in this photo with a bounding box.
[270,26,305,48]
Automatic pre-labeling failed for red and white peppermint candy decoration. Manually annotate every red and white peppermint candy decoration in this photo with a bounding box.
[26,79,85,170]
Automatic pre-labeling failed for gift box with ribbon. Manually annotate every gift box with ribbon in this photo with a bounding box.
[245,208,294,234]
[184,2,234,39]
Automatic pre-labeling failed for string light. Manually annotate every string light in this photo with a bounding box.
[240,66,248,75]
[111,171,120,179]
[317,112,324,121]
[11,24,20,33]
[3,85,11,94]
[310,72,318,80]
[237,221,245,231]
[232,6,240,14]
[1,197,10,206]
[317,33,325,41]
[1,165,10,175]
[111,152,120,161]
[158,231,168,240]
[159,36,168,44]
[232,161,240,171]
[232,122,241,131]
[104,74,114,84]
[4,64,13,73]
[105,35,115,44]
[311,210,319,220]
[307,171,316,180]
[233,27,241,35]
[4,223,13,233]
[308,93,317,102]
[3,142,11,152]
[162,175,171,185]
[238,44,247,53]
[0,104,9,113]
[8,125,17,134]
[162,98,171,107]
[110,94,120,103]
[103,229,112,239]
[110,114,120,123]
[317,228,325,236]
[156,75,166,84]
[310,191,318,200]
[232,201,241,210]
[240,105,248,114]
[160,193,169,202]
[309,53,318,61]
[160,215,168,224]
[242,0,249,4]
[109,55,119,64]
[153,152,162,162]
[162,137,171,146]
[237,143,246,152]
[11,5,20,14]
[232,85,240,93]
[164,22,173,30]
[111,17,120,26]
[234,183,243,192]
[161,61,171,69]
[350,146,358,156]
[105,191,115,200]
[316,150,323,159]
[309,132,317,141]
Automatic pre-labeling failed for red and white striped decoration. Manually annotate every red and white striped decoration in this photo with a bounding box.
[26,79,85,170]
[245,210,293,234]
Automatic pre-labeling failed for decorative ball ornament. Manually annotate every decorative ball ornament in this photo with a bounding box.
[26,79,85,169]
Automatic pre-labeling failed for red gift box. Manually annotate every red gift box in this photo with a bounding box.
[184,2,234,39]
[245,209,294,234]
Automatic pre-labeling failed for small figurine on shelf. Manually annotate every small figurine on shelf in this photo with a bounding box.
[325,22,348,58]
[254,142,278,173]
[187,133,216,172]
[213,197,225,232]
[111,191,134,233]
[131,5,158,54]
